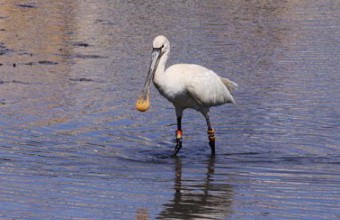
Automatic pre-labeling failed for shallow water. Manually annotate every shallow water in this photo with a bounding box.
[0,0,339,219]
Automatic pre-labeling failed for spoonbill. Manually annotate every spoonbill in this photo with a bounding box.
[136,35,237,156]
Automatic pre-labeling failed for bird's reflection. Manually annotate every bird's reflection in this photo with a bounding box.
[158,156,233,219]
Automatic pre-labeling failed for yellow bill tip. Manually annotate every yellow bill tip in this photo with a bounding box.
[135,98,150,112]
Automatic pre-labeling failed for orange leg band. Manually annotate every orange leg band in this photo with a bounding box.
[176,130,183,139]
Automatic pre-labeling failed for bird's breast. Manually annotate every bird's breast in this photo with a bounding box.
[154,72,186,97]
[153,78,185,101]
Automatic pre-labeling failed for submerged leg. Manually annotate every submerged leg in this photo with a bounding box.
[173,116,182,156]
[205,113,216,155]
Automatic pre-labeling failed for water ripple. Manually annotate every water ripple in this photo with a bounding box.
[0,0,339,219]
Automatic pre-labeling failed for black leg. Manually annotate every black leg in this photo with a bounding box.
[205,114,215,155]
[177,116,182,131]
[173,116,182,156]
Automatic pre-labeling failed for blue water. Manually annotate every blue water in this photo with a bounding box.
[0,1,339,219]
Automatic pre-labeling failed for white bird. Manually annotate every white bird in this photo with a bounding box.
[136,35,237,155]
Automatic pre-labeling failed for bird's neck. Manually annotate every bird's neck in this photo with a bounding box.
[154,53,168,82]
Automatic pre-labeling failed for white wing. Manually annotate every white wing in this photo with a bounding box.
[184,65,235,107]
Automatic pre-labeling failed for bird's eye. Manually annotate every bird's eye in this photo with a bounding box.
[160,45,165,49]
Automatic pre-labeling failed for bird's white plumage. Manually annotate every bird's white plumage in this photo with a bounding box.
[154,64,235,112]
[151,36,237,115]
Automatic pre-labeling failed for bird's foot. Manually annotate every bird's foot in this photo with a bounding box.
[173,130,183,156]
[207,129,215,155]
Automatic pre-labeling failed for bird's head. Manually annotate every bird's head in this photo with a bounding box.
[136,35,170,112]
[152,35,170,55]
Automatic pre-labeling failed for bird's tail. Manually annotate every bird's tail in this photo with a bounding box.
[221,77,238,93]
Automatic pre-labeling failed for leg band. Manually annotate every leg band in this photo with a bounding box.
[208,129,216,154]
[176,130,183,140]
[207,129,215,142]
[173,130,183,156]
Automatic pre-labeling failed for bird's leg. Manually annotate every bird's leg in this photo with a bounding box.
[205,115,216,155]
[173,116,182,156]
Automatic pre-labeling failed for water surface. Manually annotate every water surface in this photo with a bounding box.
[0,0,339,219]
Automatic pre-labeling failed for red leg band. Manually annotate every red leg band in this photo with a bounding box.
[176,130,183,139]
